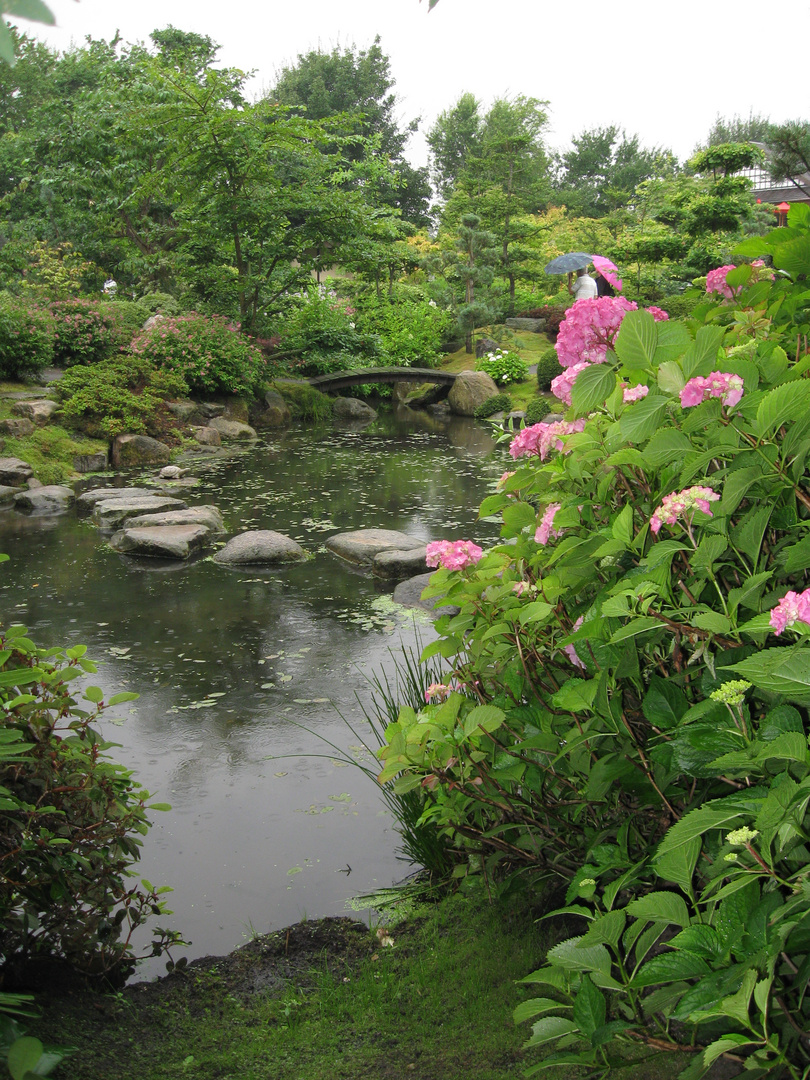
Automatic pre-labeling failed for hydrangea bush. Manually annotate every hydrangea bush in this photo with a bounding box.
[378,207,810,1077]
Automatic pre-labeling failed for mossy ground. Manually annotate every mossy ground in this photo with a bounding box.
[0,387,108,485]
[33,887,692,1080]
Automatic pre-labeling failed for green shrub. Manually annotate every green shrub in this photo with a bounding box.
[523,396,552,425]
[136,292,181,317]
[475,348,528,386]
[534,346,563,390]
[130,313,267,395]
[105,299,151,343]
[354,295,453,369]
[657,292,703,319]
[277,291,381,377]
[473,393,512,419]
[0,604,183,985]
[0,295,54,379]
[49,299,135,367]
[58,354,187,439]
[271,381,333,421]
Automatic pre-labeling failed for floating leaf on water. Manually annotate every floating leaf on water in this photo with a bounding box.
[311,698,331,704]
[278,674,292,683]
[287,866,303,876]
[329,792,352,802]
[293,699,311,705]
[331,760,350,768]
[274,771,287,777]
[260,683,275,689]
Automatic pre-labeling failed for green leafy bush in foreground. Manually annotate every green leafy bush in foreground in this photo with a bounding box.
[0,573,183,986]
[378,207,810,1078]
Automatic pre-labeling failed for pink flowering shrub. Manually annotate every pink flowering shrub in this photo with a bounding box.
[550,362,591,406]
[680,371,744,409]
[130,314,266,395]
[649,486,720,534]
[769,589,810,634]
[425,539,483,571]
[49,298,132,367]
[378,224,810,1076]
[0,295,54,378]
[555,296,638,368]
[508,419,586,461]
[706,264,738,300]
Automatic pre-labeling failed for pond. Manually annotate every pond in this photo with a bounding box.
[0,405,508,979]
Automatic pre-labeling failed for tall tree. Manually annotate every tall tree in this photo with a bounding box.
[426,92,482,200]
[552,126,676,218]
[269,37,430,227]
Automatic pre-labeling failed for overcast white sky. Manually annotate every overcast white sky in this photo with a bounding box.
[16,0,809,169]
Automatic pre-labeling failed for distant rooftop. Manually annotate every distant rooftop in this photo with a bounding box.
[738,142,810,204]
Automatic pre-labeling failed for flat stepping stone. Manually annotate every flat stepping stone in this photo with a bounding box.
[326,529,424,570]
[93,496,188,528]
[372,546,428,580]
[110,524,212,559]
[13,485,74,514]
[0,457,33,486]
[76,486,172,510]
[392,573,461,619]
[124,506,226,533]
[213,530,306,566]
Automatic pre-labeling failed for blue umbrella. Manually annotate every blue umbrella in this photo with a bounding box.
[544,252,593,274]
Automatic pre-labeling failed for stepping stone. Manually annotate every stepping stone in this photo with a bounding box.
[124,506,226,533]
[110,524,212,559]
[392,573,461,619]
[213,530,306,566]
[326,529,424,570]
[76,486,164,511]
[372,546,428,580]
[14,485,75,514]
[93,496,187,528]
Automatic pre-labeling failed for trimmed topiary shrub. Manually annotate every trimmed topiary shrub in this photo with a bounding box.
[136,292,181,317]
[130,314,268,396]
[535,346,563,390]
[58,354,187,439]
[0,295,54,379]
[523,397,552,425]
[474,393,512,419]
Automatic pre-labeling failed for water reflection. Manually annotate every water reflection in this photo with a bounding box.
[0,409,506,978]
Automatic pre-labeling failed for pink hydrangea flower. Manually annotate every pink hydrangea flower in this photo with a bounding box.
[622,383,649,404]
[679,371,744,409]
[769,589,810,635]
[650,486,720,534]
[551,362,591,405]
[645,306,670,322]
[509,419,587,461]
[425,539,484,571]
[706,264,738,300]
[564,616,586,670]
[535,503,563,545]
[555,296,638,368]
[425,683,450,703]
[512,581,530,596]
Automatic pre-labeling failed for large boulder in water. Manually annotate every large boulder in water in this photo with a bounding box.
[447,371,499,416]
[372,545,428,580]
[213,530,307,566]
[208,417,257,441]
[110,524,212,559]
[332,397,377,422]
[14,485,74,514]
[112,434,172,468]
[392,573,461,619]
[326,529,424,571]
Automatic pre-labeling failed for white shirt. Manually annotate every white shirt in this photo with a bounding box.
[572,274,598,301]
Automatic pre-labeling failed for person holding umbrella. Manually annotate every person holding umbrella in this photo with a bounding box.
[567,267,598,302]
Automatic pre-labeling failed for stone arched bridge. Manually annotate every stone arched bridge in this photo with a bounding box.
[306,367,457,397]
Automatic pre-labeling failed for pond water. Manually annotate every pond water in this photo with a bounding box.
[0,405,507,979]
